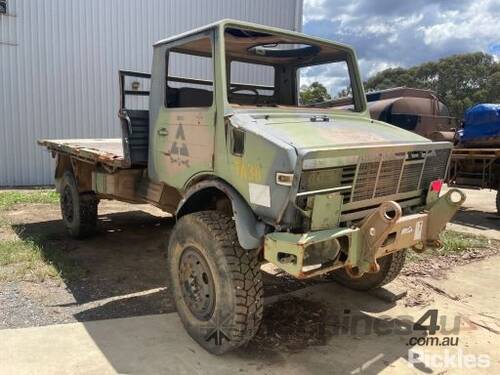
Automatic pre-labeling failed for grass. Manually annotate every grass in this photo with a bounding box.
[0,189,85,283]
[0,190,59,211]
[440,230,489,253]
[406,229,491,263]
[0,235,86,283]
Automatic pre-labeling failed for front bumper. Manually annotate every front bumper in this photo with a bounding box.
[264,188,466,279]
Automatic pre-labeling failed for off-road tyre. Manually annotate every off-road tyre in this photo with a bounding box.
[328,250,407,291]
[167,211,263,355]
[60,171,98,239]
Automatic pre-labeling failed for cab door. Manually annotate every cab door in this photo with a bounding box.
[152,31,216,189]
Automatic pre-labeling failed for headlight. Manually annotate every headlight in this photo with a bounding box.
[299,167,344,192]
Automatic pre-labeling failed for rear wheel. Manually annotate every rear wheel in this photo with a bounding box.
[328,250,407,291]
[167,211,263,354]
[60,171,98,239]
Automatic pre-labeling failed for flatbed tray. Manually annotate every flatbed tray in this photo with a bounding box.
[451,148,500,159]
[38,138,128,168]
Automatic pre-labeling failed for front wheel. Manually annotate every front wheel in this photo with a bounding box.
[327,250,407,291]
[167,211,263,354]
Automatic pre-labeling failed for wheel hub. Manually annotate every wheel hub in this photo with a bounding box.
[179,247,215,320]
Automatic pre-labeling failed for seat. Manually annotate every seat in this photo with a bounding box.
[119,109,149,166]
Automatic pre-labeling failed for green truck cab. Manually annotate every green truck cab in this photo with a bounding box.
[39,20,465,354]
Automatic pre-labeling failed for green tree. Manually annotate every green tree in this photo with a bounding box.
[365,52,500,119]
[299,82,331,104]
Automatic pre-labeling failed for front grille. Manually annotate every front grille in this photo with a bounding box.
[295,146,451,229]
[348,148,450,203]
[297,147,451,208]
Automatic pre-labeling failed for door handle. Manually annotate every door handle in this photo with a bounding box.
[157,128,168,136]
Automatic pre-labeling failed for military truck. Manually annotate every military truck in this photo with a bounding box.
[39,20,465,354]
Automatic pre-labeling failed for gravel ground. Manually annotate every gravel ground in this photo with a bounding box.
[0,282,57,328]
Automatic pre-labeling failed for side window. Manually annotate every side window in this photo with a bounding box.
[228,61,275,104]
[0,0,6,14]
[165,36,213,108]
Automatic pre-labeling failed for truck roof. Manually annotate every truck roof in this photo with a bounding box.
[153,19,355,53]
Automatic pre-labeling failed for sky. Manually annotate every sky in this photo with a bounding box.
[301,0,500,92]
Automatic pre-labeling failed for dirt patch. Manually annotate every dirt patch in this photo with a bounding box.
[403,246,499,279]
[0,201,176,328]
[399,244,499,308]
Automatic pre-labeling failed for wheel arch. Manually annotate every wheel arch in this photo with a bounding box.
[54,154,73,193]
[176,178,265,250]
[54,153,93,193]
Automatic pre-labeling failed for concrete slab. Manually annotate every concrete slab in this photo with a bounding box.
[2,258,500,374]
[444,187,500,240]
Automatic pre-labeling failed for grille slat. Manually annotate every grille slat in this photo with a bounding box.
[420,149,450,190]
[399,163,424,193]
[340,165,356,203]
[352,161,379,202]
[374,159,404,197]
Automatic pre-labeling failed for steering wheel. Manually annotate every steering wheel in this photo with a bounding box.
[229,85,260,105]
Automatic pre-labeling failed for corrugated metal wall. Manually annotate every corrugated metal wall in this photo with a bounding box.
[0,0,303,186]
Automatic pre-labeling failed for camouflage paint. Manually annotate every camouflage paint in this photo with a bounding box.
[154,107,215,188]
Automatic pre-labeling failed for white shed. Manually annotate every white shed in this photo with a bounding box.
[0,0,303,186]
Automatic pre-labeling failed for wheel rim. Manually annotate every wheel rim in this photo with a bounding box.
[62,186,74,223]
[178,246,216,321]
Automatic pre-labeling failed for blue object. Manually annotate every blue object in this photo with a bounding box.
[460,104,500,143]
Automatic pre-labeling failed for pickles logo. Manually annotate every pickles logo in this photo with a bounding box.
[169,124,189,166]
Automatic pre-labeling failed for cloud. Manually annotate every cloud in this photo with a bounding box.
[303,0,500,81]
[300,61,351,96]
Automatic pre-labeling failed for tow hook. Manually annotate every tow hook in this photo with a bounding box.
[346,201,403,278]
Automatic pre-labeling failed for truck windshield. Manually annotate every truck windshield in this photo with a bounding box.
[223,26,360,111]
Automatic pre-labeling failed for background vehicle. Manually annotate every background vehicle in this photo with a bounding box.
[366,87,457,142]
[365,88,499,214]
[39,20,464,354]
[448,104,500,214]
